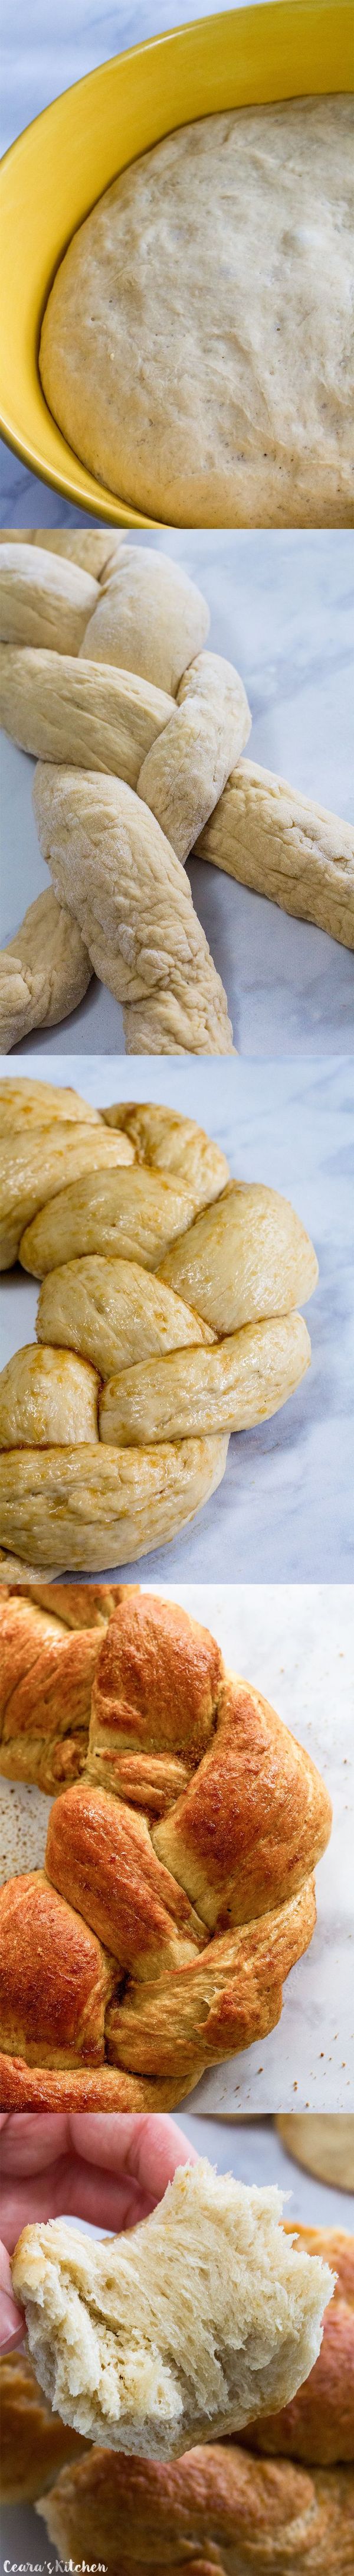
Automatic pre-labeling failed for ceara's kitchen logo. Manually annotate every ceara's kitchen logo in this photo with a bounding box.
[4,2560,107,2572]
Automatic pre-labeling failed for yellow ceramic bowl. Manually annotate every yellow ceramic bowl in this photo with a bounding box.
[0,1,352,528]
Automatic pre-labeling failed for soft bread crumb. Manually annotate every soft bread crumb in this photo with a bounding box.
[12,2160,333,2461]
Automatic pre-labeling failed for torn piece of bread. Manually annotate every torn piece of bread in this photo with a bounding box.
[11,2161,333,2462]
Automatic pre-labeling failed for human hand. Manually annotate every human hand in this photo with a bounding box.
[0,2110,196,2352]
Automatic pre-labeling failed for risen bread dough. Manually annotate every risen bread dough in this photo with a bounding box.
[0,1436,229,1570]
[11,2166,332,2457]
[0,1344,100,1450]
[1,1119,134,1270]
[99,1313,311,1445]
[39,99,354,529]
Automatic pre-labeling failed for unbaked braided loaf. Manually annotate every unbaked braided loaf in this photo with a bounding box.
[0,1080,318,1577]
[0,538,249,1053]
[1,536,352,1057]
[0,1587,332,2106]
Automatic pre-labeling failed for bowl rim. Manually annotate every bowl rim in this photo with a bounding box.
[0,0,352,529]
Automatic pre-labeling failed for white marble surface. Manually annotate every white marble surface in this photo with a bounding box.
[1,1050,353,1582]
[1,1582,352,2111]
[1,530,353,1057]
[2,2107,352,2576]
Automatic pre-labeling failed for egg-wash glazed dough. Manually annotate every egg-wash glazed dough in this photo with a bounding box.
[39,97,354,530]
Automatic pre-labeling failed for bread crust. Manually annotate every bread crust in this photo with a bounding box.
[0,1589,332,2105]
[37,2443,354,2572]
[0,2350,88,2503]
[242,2225,354,2464]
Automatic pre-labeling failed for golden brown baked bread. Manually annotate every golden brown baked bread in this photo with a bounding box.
[9,1580,134,1624]
[0,1590,332,2107]
[37,2443,354,2573]
[0,2348,89,2503]
[242,2225,354,2465]
[0,1584,137,1790]
[276,2114,354,2191]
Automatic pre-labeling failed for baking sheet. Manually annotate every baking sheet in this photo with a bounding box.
[1,1051,353,1583]
[1,529,353,1059]
[1,1581,353,2113]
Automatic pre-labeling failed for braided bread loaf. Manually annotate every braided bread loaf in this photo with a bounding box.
[0,1588,332,2106]
[242,2225,354,2466]
[0,1581,136,1791]
[0,1082,317,1577]
[37,2444,354,2575]
[1,536,352,1057]
[0,2349,89,2503]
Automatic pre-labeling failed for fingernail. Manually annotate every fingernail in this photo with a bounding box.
[0,2293,24,2349]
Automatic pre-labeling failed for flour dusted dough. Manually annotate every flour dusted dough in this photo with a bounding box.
[0,888,91,1054]
[32,764,234,1055]
[40,99,354,528]
[0,647,175,780]
[196,761,354,952]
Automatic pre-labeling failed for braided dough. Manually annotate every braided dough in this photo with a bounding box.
[0,542,99,653]
[0,528,125,577]
[32,764,234,1056]
[11,2167,332,2458]
[37,2444,354,2575]
[79,544,210,693]
[0,886,91,1053]
[38,100,353,527]
[1,537,352,1061]
[0,1589,332,2103]
[0,1108,133,1269]
[0,647,176,779]
[196,761,354,953]
[0,1082,318,1573]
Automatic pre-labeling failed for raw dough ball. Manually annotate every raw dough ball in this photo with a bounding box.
[40,99,353,528]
